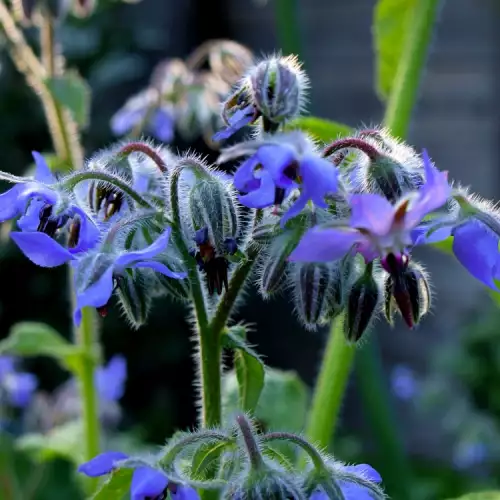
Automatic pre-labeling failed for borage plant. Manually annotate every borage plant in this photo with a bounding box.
[0,0,497,499]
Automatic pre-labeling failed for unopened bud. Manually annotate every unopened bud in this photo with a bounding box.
[344,262,380,342]
[249,55,308,131]
[115,272,152,329]
[188,177,240,256]
[291,262,340,331]
[72,0,95,17]
[383,257,431,329]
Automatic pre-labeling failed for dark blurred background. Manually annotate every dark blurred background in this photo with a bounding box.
[2,0,500,498]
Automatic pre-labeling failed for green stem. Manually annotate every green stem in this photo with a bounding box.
[355,342,413,499]
[382,0,442,137]
[274,0,302,58]
[304,314,355,451]
[304,0,440,457]
[76,307,100,488]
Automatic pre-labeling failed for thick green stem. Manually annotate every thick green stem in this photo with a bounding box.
[274,0,302,58]
[304,0,440,457]
[76,307,100,488]
[382,0,442,137]
[304,315,355,450]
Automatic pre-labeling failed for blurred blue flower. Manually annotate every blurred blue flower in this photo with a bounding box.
[96,355,127,402]
[172,485,200,500]
[72,227,186,325]
[290,150,449,264]
[111,90,175,143]
[79,452,169,500]
[310,463,382,500]
[453,441,488,470]
[0,355,37,408]
[391,365,418,401]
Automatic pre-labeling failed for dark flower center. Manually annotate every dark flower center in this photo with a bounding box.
[37,204,68,237]
[89,184,124,221]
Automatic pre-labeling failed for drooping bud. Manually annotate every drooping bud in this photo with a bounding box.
[258,224,305,299]
[383,257,431,329]
[344,262,381,343]
[291,262,341,331]
[115,272,152,329]
[72,0,96,17]
[249,55,309,132]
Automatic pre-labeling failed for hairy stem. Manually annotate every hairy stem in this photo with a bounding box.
[304,314,355,452]
[118,142,168,173]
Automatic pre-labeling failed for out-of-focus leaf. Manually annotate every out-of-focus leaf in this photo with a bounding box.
[222,326,265,413]
[431,236,453,254]
[0,322,84,373]
[92,467,134,500]
[16,420,84,464]
[46,71,91,127]
[285,117,352,143]
[373,0,416,99]
[446,493,500,500]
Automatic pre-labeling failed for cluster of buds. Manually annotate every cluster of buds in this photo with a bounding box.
[77,413,386,500]
[111,40,254,147]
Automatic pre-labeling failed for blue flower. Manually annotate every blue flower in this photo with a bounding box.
[72,227,186,325]
[453,441,488,470]
[96,355,127,402]
[232,136,339,224]
[0,356,37,408]
[111,90,175,143]
[213,105,255,141]
[78,452,169,500]
[391,365,417,401]
[290,149,449,265]
[310,464,382,500]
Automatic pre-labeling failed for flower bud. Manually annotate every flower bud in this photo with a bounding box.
[115,272,152,329]
[72,0,95,17]
[291,262,341,331]
[344,262,381,343]
[383,258,431,329]
[258,225,305,299]
[188,177,240,256]
[249,55,308,131]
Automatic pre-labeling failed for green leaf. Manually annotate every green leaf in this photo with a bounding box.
[191,440,231,479]
[373,0,417,100]
[445,493,500,500]
[285,117,352,143]
[92,468,134,500]
[46,71,91,128]
[16,420,84,464]
[222,327,265,413]
[223,367,309,433]
[431,236,453,254]
[0,322,84,373]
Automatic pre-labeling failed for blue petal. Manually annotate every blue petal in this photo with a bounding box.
[411,224,452,246]
[151,108,174,142]
[172,485,201,500]
[349,194,394,235]
[132,260,187,280]
[77,451,129,477]
[0,356,15,379]
[238,170,276,209]
[32,151,56,184]
[339,481,374,500]
[115,228,172,269]
[17,197,46,232]
[453,222,500,290]
[4,372,37,408]
[213,106,254,141]
[257,144,296,188]
[111,107,146,136]
[289,227,364,262]
[96,355,127,402]
[68,206,101,254]
[344,464,382,483]
[233,156,260,193]
[309,490,328,500]
[10,232,75,267]
[74,266,115,325]
[281,192,309,226]
[0,184,24,222]
[130,466,168,500]
[300,154,339,206]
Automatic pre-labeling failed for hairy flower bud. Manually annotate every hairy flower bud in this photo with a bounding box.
[115,272,152,329]
[258,224,305,299]
[383,258,431,329]
[188,176,239,256]
[249,55,308,131]
[344,262,381,343]
[291,262,341,331]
